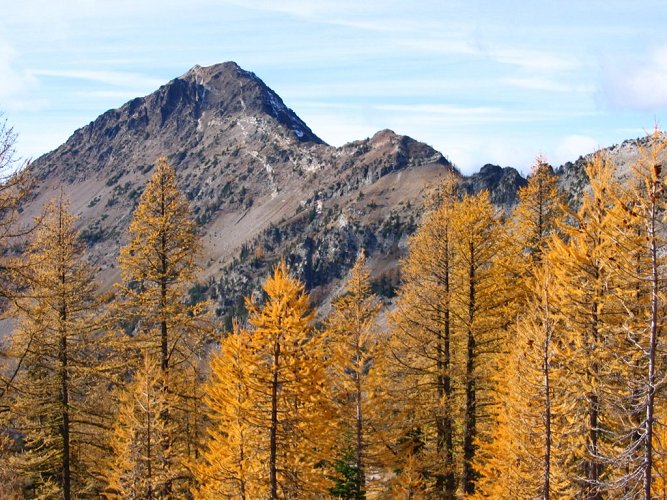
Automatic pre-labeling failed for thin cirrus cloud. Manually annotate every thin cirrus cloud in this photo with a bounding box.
[396,37,483,57]
[502,77,594,93]
[70,90,158,104]
[0,43,40,109]
[489,47,582,73]
[215,0,392,22]
[297,101,597,124]
[31,69,164,90]
[280,79,488,99]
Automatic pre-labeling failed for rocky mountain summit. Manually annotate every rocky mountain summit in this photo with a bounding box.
[23,62,468,320]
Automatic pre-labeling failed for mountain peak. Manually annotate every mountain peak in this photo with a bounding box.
[17,61,497,324]
[181,61,241,79]
[30,61,326,183]
[459,164,527,207]
[180,61,254,88]
[172,61,323,144]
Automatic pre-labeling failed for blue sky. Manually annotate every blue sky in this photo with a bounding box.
[1,0,666,174]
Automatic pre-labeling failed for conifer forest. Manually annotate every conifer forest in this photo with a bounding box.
[3,124,667,499]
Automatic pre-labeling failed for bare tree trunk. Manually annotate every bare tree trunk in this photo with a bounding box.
[644,190,660,500]
[160,224,169,372]
[352,294,366,498]
[587,393,601,500]
[355,367,365,497]
[542,283,553,500]
[269,339,281,499]
[146,369,154,500]
[58,205,72,500]
[158,178,172,497]
[436,231,455,498]
[587,298,602,500]
[60,317,71,500]
[462,242,477,495]
[160,286,168,372]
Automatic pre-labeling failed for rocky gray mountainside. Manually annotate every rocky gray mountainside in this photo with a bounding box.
[25,61,645,324]
[459,164,527,207]
[22,62,467,323]
[556,132,667,205]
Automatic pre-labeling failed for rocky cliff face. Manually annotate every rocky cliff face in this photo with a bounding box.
[459,164,527,207]
[556,133,667,206]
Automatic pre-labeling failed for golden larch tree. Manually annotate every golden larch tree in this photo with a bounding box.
[389,185,507,497]
[510,157,564,267]
[103,354,179,499]
[0,115,34,499]
[546,153,624,498]
[629,132,667,499]
[193,325,265,499]
[600,130,667,497]
[0,113,34,414]
[117,156,208,374]
[325,250,385,497]
[245,262,333,498]
[115,156,211,482]
[5,196,108,499]
[386,453,430,499]
[197,262,333,499]
[474,157,565,498]
[478,266,569,499]
[388,176,460,497]
[449,191,507,495]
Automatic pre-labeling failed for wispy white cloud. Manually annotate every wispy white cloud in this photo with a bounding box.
[0,42,40,110]
[376,103,502,116]
[32,69,164,89]
[502,77,594,93]
[295,100,597,124]
[213,0,394,23]
[10,116,90,161]
[3,0,221,23]
[72,90,150,100]
[294,99,604,173]
[295,111,378,147]
[323,17,428,33]
[413,133,539,174]
[397,37,481,57]
[294,101,503,116]
[489,47,582,73]
[282,79,484,99]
